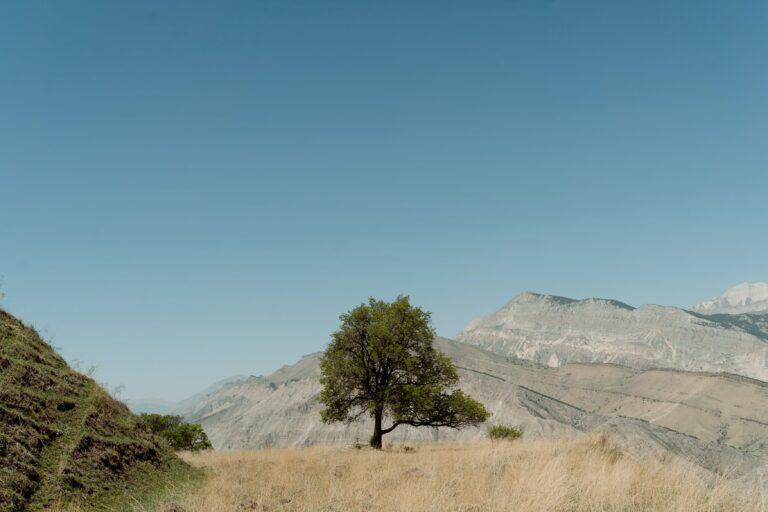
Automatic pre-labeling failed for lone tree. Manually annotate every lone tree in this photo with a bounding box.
[319,296,490,449]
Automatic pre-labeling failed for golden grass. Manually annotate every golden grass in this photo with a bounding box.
[167,435,763,512]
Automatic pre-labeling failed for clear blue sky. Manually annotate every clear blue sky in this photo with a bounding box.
[1,1,766,401]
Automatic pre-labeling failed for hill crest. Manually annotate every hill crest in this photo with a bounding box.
[0,309,189,511]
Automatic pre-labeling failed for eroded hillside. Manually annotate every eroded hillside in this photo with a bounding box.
[0,310,190,511]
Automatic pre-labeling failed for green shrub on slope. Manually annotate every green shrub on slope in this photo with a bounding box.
[139,414,212,452]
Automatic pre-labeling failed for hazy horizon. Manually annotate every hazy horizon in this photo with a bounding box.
[2,0,767,401]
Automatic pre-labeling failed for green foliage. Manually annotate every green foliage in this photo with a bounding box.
[140,414,213,452]
[319,295,490,449]
[140,413,184,434]
[487,424,523,441]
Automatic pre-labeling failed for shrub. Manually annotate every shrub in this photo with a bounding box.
[488,424,523,441]
[140,413,213,452]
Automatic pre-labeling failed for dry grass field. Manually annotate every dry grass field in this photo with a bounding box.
[162,435,763,512]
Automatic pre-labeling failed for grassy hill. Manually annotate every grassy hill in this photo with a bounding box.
[0,309,195,511]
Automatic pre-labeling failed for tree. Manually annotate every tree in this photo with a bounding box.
[140,413,183,434]
[139,413,213,452]
[164,422,212,452]
[319,296,490,449]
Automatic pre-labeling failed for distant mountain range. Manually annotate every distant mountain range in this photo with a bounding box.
[170,282,768,477]
[124,397,178,414]
[455,290,768,381]
[126,375,247,415]
[691,282,768,315]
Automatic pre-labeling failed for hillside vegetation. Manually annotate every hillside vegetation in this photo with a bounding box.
[0,310,195,511]
[170,436,762,512]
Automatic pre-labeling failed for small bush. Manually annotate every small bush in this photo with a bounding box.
[140,414,213,452]
[488,424,523,441]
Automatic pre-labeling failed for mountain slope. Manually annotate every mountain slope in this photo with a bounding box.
[454,292,768,380]
[0,310,190,511]
[182,337,768,476]
[172,375,247,416]
[692,282,768,315]
[124,397,178,415]
[125,376,248,415]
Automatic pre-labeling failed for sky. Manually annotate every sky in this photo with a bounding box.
[1,0,767,401]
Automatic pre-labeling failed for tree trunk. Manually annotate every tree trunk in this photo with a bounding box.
[370,410,383,449]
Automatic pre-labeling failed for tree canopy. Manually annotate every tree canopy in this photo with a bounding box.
[319,296,490,448]
[139,413,213,452]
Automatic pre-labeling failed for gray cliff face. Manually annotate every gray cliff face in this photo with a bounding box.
[184,338,768,477]
[454,292,768,380]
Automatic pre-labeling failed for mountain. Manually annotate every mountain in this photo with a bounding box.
[454,292,768,380]
[0,310,189,511]
[181,337,768,477]
[125,397,178,414]
[692,282,768,315]
[172,375,247,416]
[124,375,247,415]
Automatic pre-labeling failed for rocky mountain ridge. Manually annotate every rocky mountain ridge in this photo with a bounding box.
[692,282,768,315]
[455,292,768,380]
